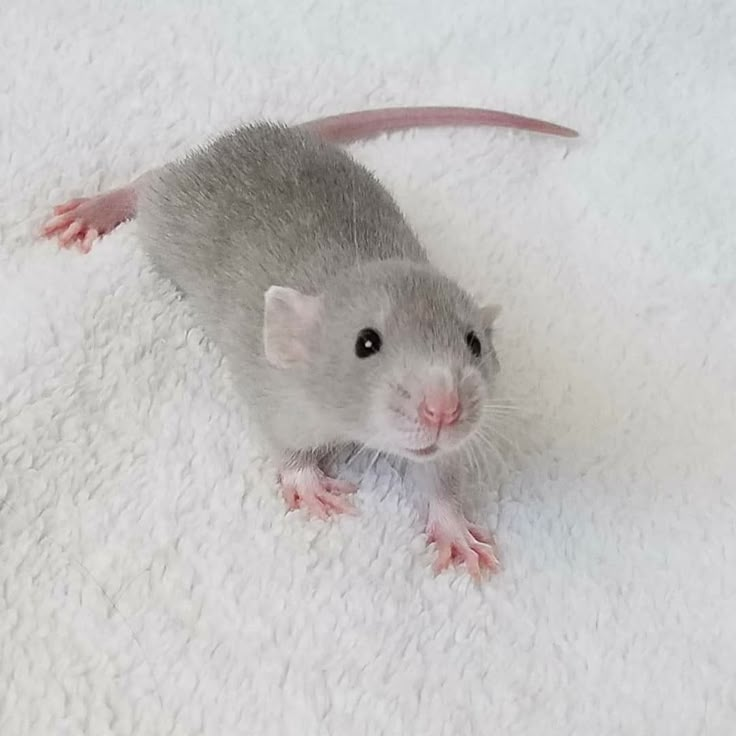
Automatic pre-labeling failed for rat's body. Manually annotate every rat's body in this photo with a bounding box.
[139,124,431,446]
[43,106,577,577]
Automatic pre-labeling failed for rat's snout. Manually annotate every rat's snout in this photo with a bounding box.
[418,388,461,428]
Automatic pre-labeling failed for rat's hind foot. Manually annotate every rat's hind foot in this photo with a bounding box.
[427,511,500,580]
[279,463,357,520]
[41,186,137,253]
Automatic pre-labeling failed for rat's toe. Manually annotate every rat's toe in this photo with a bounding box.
[467,523,493,544]
[79,228,99,254]
[53,198,85,215]
[300,492,331,520]
[314,487,355,515]
[471,540,500,572]
[432,542,453,574]
[41,213,73,237]
[59,221,83,245]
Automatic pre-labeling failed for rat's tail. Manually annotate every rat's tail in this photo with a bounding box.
[302,106,578,143]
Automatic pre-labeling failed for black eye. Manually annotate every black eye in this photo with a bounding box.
[355,328,382,358]
[465,330,482,358]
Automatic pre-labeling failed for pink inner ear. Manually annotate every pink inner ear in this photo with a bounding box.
[263,286,324,368]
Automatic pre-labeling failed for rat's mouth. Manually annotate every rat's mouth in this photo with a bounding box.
[405,443,439,458]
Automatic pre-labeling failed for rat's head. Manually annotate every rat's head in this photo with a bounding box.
[263,261,501,460]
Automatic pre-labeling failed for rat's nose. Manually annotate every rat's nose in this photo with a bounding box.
[419,389,461,428]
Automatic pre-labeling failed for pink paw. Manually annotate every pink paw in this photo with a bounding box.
[427,517,500,580]
[279,466,357,520]
[41,187,136,253]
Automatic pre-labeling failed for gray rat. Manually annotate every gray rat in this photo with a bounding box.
[42,106,576,577]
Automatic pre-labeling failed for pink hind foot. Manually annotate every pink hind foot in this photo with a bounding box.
[279,464,357,520]
[41,186,137,253]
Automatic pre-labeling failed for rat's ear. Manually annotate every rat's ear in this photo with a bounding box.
[263,286,324,368]
[479,303,502,329]
[479,304,502,371]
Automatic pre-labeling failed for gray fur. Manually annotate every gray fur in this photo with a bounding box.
[137,122,498,465]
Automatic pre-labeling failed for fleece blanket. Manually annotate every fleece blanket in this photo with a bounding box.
[1,1,735,734]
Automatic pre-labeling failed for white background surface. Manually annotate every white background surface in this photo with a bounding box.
[1,1,735,734]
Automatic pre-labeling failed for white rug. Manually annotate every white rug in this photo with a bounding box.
[2,1,735,734]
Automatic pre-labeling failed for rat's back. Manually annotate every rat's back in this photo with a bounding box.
[138,123,424,327]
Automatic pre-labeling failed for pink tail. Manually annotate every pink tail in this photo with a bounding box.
[302,106,578,143]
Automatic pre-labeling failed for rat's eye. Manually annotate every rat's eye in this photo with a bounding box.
[465,330,482,358]
[355,328,382,358]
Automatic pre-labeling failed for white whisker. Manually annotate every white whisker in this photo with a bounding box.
[484,400,527,412]
[463,442,481,482]
[481,424,521,454]
[345,431,384,468]
[363,449,382,481]
[472,433,510,476]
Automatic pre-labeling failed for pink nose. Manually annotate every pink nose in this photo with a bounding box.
[419,390,461,428]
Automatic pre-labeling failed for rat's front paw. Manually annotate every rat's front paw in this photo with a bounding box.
[427,515,500,580]
[279,466,357,520]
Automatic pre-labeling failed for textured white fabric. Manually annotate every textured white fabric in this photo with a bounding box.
[2,2,735,734]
